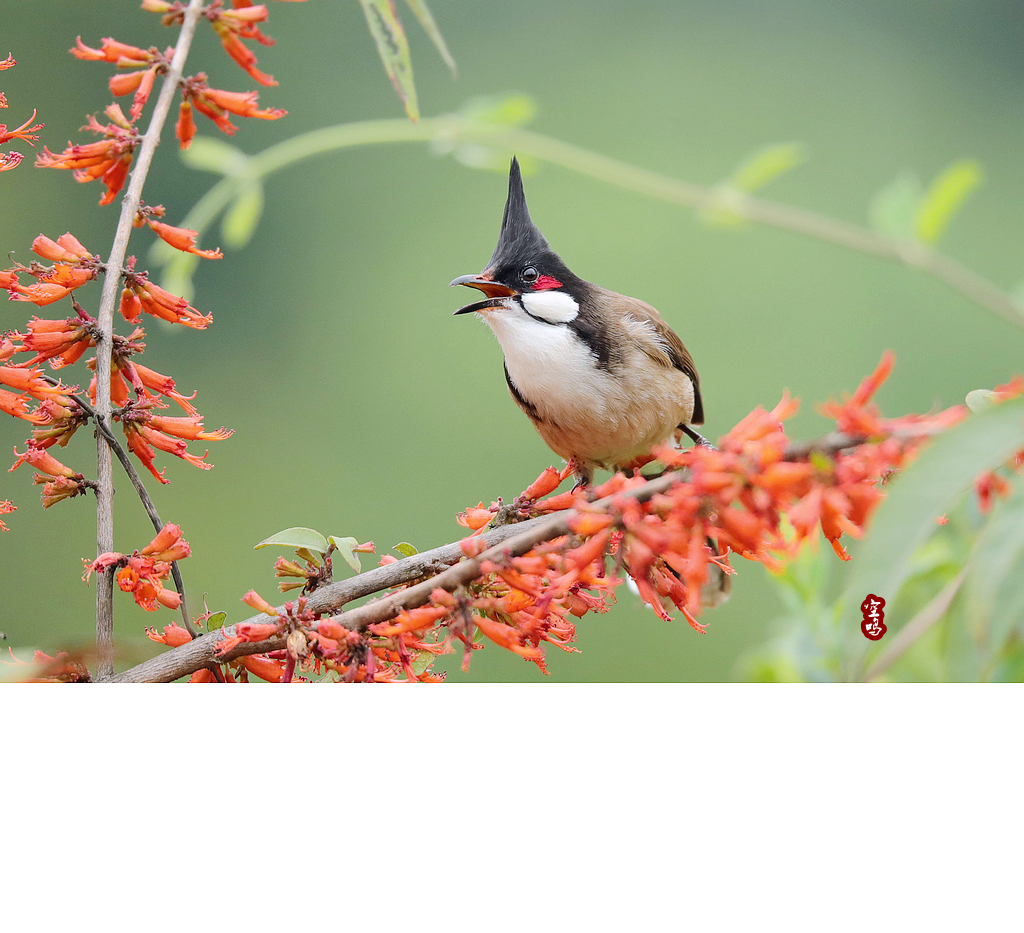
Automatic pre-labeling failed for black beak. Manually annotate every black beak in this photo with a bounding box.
[449,274,517,315]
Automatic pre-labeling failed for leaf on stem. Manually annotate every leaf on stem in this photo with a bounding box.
[255,526,330,555]
[913,159,982,244]
[403,0,456,76]
[358,0,419,122]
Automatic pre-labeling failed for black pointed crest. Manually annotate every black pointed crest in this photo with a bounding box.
[487,156,549,270]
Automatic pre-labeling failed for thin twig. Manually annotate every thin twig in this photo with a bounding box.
[60,385,195,635]
[91,0,205,679]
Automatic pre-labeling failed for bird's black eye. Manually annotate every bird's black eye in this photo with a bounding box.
[522,266,539,284]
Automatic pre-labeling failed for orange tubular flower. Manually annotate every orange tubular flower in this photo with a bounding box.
[147,623,192,647]
[145,413,233,442]
[174,100,196,148]
[0,390,48,425]
[124,361,199,415]
[211,18,278,86]
[31,232,94,262]
[9,442,79,478]
[146,220,223,259]
[457,502,495,530]
[140,522,191,562]
[71,37,152,65]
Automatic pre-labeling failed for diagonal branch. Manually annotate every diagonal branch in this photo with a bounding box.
[109,429,883,683]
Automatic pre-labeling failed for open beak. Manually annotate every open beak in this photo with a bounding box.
[449,274,517,315]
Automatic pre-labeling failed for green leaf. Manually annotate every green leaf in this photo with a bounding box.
[328,535,362,573]
[221,180,265,249]
[180,136,250,175]
[393,541,418,557]
[727,142,805,194]
[964,473,1024,650]
[913,159,982,244]
[838,396,1024,679]
[868,172,922,239]
[410,648,435,676]
[206,611,227,632]
[358,0,418,121]
[403,0,456,75]
[459,94,537,128]
[255,527,329,555]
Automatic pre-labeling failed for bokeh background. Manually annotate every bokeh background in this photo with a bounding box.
[2,0,1023,680]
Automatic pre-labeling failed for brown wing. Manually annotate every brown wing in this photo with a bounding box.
[597,289,704,425]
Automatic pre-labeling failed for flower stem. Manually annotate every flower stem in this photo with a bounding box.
[92,0,205,679]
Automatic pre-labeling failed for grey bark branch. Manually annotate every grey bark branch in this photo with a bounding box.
[108,428,942,683]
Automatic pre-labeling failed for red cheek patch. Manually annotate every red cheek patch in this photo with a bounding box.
[533,275,563,291]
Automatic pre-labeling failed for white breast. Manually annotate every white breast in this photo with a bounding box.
[477,305,694,469]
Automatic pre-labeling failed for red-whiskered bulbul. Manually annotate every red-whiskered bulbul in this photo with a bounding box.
[451,156,708,486]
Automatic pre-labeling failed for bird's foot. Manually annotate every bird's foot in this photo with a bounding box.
[681,425,718,450]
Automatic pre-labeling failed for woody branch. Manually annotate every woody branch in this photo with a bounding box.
[110,430,878,683]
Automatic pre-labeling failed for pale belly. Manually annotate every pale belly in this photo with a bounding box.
[487,311,695,469]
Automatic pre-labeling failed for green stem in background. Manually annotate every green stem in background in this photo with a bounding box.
[162,113,1024,331]
[92,0,205,679]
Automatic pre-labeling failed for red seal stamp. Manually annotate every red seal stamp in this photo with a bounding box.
[860,594,886,640]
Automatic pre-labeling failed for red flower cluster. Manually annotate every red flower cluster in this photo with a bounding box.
[83,522,190,612]
[0,497,15,532]
[3,232,100,307]
[118,400,233,485]
[120,263,213,328]
[177,72,285,146]
[1,54,44,173]
[71,37,171,121]
[36,105,139,205]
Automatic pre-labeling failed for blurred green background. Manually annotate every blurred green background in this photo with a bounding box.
[2,0,1023,680]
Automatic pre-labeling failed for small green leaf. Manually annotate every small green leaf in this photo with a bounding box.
[460,94,537,128]
[206,611,227,632]
[255,527,329,555]
[914,159,982,244]
[868,172,922,239]
[329,535,362,573]
[221,180,265,249]
[180,137,250,175]
[359,0,418,121]
[393,541,418,557]
[403,0,456,75]
[727,142,805,194]
[410,648,435,676]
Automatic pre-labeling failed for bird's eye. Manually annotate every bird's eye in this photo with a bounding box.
[522,266,539,284]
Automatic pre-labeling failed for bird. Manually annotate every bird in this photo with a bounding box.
[450,156,708,487]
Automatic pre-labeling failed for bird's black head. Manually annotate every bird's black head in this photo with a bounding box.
[450,156,586,316]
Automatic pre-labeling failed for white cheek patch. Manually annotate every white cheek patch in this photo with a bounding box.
[519,289,579,324]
